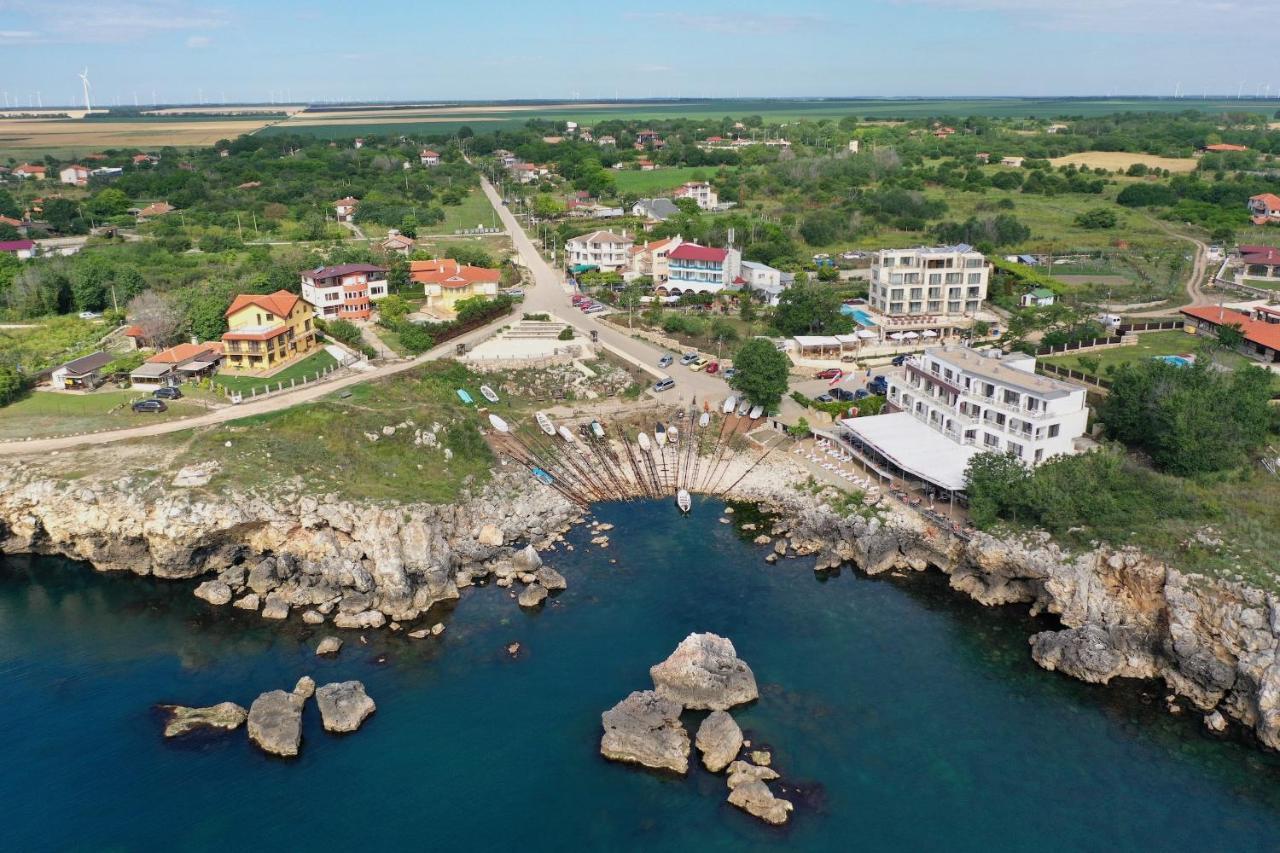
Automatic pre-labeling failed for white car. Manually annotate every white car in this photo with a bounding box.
[78,311,102,320]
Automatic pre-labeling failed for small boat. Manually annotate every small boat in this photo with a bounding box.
[749,404,764,420]
[722,396,737,414]
[655,423,667,447]
[699,412,710,428]
[668,425,678,444]
[638,432,652,453]
[558,425,577,443]
[676,488,692,513]
[535,412,556,436]
[479,384,500,403]
[737,400,751,417]
[531,467,554,486]
[456,388,474,405]
[590,420,605,439]
[488,413,509,433]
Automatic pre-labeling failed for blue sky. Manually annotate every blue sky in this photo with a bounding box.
[1,0,1277,106]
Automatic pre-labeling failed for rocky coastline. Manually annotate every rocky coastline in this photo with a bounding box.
[3,450,1280,754]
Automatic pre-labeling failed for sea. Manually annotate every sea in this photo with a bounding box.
[3,496,1280,852]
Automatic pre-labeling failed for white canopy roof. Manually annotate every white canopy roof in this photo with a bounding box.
[840,412,978,491]
[833,334,862,344]
[856,329,878,339]
[793,335,841,347]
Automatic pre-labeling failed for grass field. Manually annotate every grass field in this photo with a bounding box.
[612,166,730,194]
[426,188,503,234]
[1049,151,1200,173]
[212,350,338,394]
[0,389,206,441]
[1043,329,1280,388]
[0,114,279,158]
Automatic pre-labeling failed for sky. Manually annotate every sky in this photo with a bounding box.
[0,0,1278,106]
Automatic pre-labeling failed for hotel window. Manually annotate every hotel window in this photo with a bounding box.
[1048,424,1060,438]
[929,273,942,285]
[984,433,999,448]
[1003,389,1019,405]
[965,258,984,268]
[968,273,983,284]
[1007,442,1023,458]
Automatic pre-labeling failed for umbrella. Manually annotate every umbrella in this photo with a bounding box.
[888,332,905,341]
[903,331,920,339]
[856,330,877,339]
[922,330,938,338]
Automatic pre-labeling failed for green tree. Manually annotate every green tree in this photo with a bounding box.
[378,293,411,323]
[729,338,791,410]
[964,451,1032,528]
[85,188,130,219]
[1216,323,1245,350]
[1073,208,1118,229]
[617,280,647,329]
[0,364,26,407]
[771,282,853,336]
[397,322,434,353]
[187,289,232,341]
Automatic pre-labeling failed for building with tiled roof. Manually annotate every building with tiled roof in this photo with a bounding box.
[564,229,633,273]
[136,201,175,219]
[1248,194,1280,225]
[628,236,683,283]
[59,164,91,186]
[664,242,742,296]
[334,196,359,222]
[411,259,501,317]
[1200,143,1249,153]
[420,149,440,166]
[1181,304,1280,364]
[221,290,317,374]
[130,342,225,385]
[300,263,388,321]
[13,163,46,179]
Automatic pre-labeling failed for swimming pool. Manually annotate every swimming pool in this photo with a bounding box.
[840,305,878,327]
[1155,355,1193,367]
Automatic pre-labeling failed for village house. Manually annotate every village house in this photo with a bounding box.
[354,138,365,149]
[59,164,91,186]
[975,152,991,164]
[1181,304,1280,364]
[412,259,501,317]
[1200,143,1249,154]
[1046,123,1069,134]
[738,259,789,305]
[220,291,317,374]
[1248,193,1280,225]
[1000,156,1024,168]
[631,197,680,222]
[1020,287,1056,308]
[597,135,617,147]
[627,236,683,284]
[49,351,114,390]
[420,149,440,167]
[673,181,718,210]
[132,153,158,166]
[130,342,224,386]
[13,164,46,180]
[91,166,123,180]
[1237,244,1280,280]
[634,130,664,147]
[662,242,742,296]
[334,197,359,223]
[122,325,147,349]
[636,159,656,171]
[381,231,416,255]
[0,239,36,260]
[565,229,634,274]
[300,263,388,321]
[136,201,175,220]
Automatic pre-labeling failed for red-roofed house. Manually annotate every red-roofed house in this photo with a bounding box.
[420,149,440,167]
[1181,305,1280,363]
[13,164,45,180]
[628,236,683,284]
[129,342,224,385]
[300,263,388,320]
[132,153,158,166]
[334,197,359,223]
[59,164,91,186]
[1200,143,1249,153]
[1249,194,1280,226]
[136,201,175,220]
[123,325,147,349]
[1238,245,1280,279]
[664,242,742,296]
[221,290,317,374]
[411,259,501,316]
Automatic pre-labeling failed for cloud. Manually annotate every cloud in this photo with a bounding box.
[0,0,230,43]
[892,0,1270,31]
[623,11,832,36]
[636,64,674,74]
[185,34,212,48]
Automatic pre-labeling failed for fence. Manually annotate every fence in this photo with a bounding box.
[1037,361,1112,390]
[1116,320,1182,333]
[222,363,344,403]
[1034,336,1123,356]
[453,226,503,236]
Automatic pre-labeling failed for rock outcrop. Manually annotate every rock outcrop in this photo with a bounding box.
[246,689,305,757]
[727,779,793,826]
[315,636,343,656]
[315,681,376,733]
[650,633,758,711]
[159,701,247,737]
[695,710,742,772]
[600,690,689,774]
[518,583,548,608]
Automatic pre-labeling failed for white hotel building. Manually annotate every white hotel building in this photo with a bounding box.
[868,245,989,318]
[840,346,1088,494]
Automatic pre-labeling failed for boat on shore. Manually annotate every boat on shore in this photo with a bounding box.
[737,399,751,417]
[722,396,737,414]
[479,385,500,403]
[488,414,509,433]
[535,412,556,436]
[531,467,554,486]
[655,423,667,447]
[590,420,605,439]
[638,432,652,453]
[676,488,691,513]
[749,404,763,420]
[558,425,577,443]
[456,389,474,405]
[668,425,678,444]
[699,411,710,428]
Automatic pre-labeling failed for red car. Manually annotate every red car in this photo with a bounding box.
[705,361,720,375]
[571,294,590,305]
[815,368,843,380]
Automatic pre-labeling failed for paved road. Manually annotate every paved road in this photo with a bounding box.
[479,176,729,404]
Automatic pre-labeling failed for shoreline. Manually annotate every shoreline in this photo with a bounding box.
[1,447,1278,752]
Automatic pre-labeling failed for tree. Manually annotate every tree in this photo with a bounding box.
[1216,323,1245,350]
[127,291,183,348]
[964,451,1032,528]
[0,364,26,407]
[397,322,434,354]
[787,416,811,438]
[771,282,853,336]
[729,338,791,410]
[85,188,130,219]
[377,294,411,323]
[617,280,647,328]
[187,289,232,341]
[739,292,757,324]
[1074,208,1118,229]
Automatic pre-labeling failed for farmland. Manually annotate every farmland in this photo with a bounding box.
[613,166,732,194]
[0,114,282,158]
[1049,151,1200,173]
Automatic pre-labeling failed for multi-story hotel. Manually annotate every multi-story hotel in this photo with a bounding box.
[564,230,633,274]
[868,245,989,317]
[662,242,742,295]
[300,263,388,321]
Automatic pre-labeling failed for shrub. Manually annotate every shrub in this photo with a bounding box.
[320,318,365,348]
[557,326,574,340]
[0,364,27,407]
[397,323,435,354]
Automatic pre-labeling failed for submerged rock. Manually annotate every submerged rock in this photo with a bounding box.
[728,779,793,825]
[315,681,376,733]
[600,690,690,774]
[159,701,247,738]
[695,710,743,772]
[247,690,305,757]
[315,636,343,656]
[518,584,548,608]
[650,633,758,711]
[193,580,232,606]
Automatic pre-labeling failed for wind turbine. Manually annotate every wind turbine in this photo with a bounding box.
[78,68,91,112]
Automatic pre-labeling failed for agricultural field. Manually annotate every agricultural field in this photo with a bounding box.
[0,114,281,158]
[1049,151,1199,173]
[613,166,732,194]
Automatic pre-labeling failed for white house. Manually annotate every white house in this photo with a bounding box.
[838,346,1088,495]
[420,149,440,167]
[300,263,388,320]
[334,196,359,223]
[868,245,990,318]
[565,230,634,274]
[673,181,718,210]
[739,260,789,305]
[59,164,91,186]
[662,242,742,296]
[1020,287,1056,308]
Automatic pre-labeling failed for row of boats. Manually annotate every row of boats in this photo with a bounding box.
[722,395,765,420]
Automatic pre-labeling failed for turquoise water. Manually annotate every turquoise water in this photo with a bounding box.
[5,497,1280,851]
[840,305,878,327]
[1155,355,1193,367]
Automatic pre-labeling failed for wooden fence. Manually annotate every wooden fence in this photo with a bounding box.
[1037,361,1113,390]
[1116,320,1182,333]
[1035,336,1123,356]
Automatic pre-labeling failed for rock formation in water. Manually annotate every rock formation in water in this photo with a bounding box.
[159,701,247,737]
[600,690,690,773]
[650,633,758,711]
[725,760,792,825]
[315,636,342,656]
[247,689,306,757]
[695,710,743,772]
[315,681,376,733]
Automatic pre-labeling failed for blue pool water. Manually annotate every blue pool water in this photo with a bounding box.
[840,305,878,327]
[1155,355,1193,367]
[4,497,1280,851]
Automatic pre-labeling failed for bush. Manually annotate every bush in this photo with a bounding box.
[0,364,27,406]
[557,326,574,340]
[319,318,365,348]
[397,323,435,354]
[1074,208,1118,229]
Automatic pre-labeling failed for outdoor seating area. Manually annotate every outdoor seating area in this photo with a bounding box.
[793,437,884,494]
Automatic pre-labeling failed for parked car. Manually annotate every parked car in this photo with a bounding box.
[77,311,101,320]
[853,389,871,401]
[815,368,842,380]
[705,361,719,375]
[505,289,524,298]
[890,354,909,366]
[867,376,889,396]
[654,377,675,392]
[722,368,737,380]
[679,352,698,366]
[689,357,709,372]
[153,386,183,400]
[585,304,606,314]
[815,393,834,403]
[658,355,674,368]
[131,398,167,413]
[831,387,856,402]
[571,294,591,305]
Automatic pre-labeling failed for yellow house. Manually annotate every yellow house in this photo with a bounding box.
[221,290,318,374]
[411,259,501,317]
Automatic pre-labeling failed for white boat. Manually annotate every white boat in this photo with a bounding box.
[558,425,577,443]
[699,412,710,428]
[590,420,605,439]
[668,426,678,444]
[479,384,500,403]
[748,404,763,420]
[655,424,667,447]
[638,432,652,453]
[676,488,691,513]
[488,414,509,433]
[722,396,737,414]
[535,412,556,436]
[737,400,751,417]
